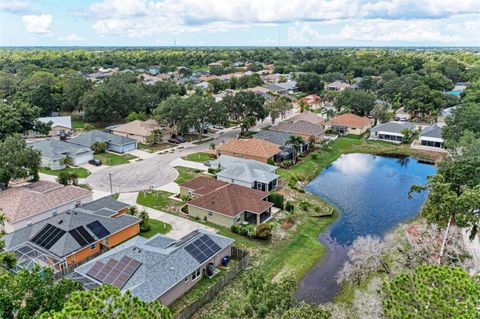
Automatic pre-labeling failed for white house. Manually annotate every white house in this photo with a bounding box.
[411,125,446,152]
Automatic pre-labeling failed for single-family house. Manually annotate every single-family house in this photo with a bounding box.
[296,94,321,109]
[411,125,446,152]
[36,116,73,138]
[195,81,210,90]
[68,130,137,154]
[208,155,279,191]
[0,181,92,233]
[110,120,162,144]
[266,81,298,94]
[4,196,140,273]
[326,113,372,135]
[369,121,417,143]
[148,65,161,75]
[287,111,325,126]
[326,81,351,91]
[216,138,281,164]
[271,120,325,142]
[31,139,94,169]
[181,177,273,227]
[68,229,233,304]
[254,130,306,160]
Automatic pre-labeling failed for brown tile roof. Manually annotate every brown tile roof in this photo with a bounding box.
[272,120,325,137]
[180,176,227,196]
[188,181,272,217]
[298,94,320,105]
[111,120,160,137]
[329,113,371,128]
[217,138,281,159]
[288,111,325,125]
[0,181,91,223]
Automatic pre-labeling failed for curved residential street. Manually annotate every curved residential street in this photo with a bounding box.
[86,110,297,193]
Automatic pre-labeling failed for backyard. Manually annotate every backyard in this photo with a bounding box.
[39,167,90,178]
[94,152,137,166]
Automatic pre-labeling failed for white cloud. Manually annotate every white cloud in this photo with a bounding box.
[0,1,34,14]
[77,0,480,45]
[58,33,86,42]
[22,14,53,34]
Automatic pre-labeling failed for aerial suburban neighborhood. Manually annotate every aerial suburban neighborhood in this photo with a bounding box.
[0,1,479,318]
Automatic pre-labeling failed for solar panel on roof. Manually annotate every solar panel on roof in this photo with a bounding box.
[31,224,66,250]
[86,256,142,289]
[69,226,95,246]
[86,221,110,238]
[185,235,222,263]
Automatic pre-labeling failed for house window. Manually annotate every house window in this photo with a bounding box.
[236,216,241,223]
[184,277,189,283]
[192,268,201,280]
[90,244,96,250]
[208,211,213,216]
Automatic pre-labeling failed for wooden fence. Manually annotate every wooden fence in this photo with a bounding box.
[173,247,250,319]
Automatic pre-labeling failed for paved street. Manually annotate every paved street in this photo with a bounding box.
[86,109,298,193]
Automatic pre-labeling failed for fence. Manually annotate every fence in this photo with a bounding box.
[173,247,250,319]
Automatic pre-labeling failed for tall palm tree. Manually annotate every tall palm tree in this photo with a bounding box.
[286,135,305,163]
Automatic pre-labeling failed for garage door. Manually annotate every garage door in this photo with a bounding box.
[73,152,93,166]
[121,142,137,153]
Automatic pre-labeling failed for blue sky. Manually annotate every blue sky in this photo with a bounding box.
[1,0,479,47]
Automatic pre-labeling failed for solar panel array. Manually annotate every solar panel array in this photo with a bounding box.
[86,221,110,238]
[185,235,221,263]
[69,226,95,246]
[31,224,66,250]
[86,256,142,288]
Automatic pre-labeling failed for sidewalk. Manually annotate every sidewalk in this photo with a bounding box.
[117,192,216,239]
[170,158,208,171]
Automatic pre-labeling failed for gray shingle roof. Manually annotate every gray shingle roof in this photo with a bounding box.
[68,130,136,147]
[38,116,72,129]
[370,122,416,134]
[254,130,293,146]
[80,196,129,217]
[210,155,278,184]
[71,229,233,302]
[4,198,139,259]
[420,125,443,139]
[31,139,92,160]
[272,120,325,136]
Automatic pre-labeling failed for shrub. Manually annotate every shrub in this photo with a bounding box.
[231,224,256,238]
[92,141,108,154]
[288,177,298,188]
[267,158,276,165]
[268,192,284,209]
[311,154,318,160]
[255,223,272,239]
[285,201,295,212]
[299,200,310,211]
[314,205,322,213]
[83,123,94,131]
[56,171,70,185]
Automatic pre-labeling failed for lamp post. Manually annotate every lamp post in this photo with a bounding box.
[109,173,113,195]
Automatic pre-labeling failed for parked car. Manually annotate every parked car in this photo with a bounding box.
[168,138,182,144]
[177,136,186,143]
[89,159,102,166]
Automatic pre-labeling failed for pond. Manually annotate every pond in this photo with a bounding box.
[295,153,437,303]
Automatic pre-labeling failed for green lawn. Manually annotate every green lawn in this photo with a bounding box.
[140,219,173,238]
[72,118,86,129]
[39,167,90,178]
[94,152,136,166]
[174,167,205,184]
[182,152,213,163]
[136,190,184,213]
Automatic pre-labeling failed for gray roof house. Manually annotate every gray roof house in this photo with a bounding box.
[369,122,417,143]
[209,155,279,191]
[4,197,140,274]
[266,81,298,94]
[68,229,233,305]
[411,125,445,152]
[68,130,137,154]
[31,139,94,170]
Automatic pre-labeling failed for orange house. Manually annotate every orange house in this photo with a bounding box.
[4,196,140,273]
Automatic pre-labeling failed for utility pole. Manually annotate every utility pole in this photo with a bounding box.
[109,173,113,195]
